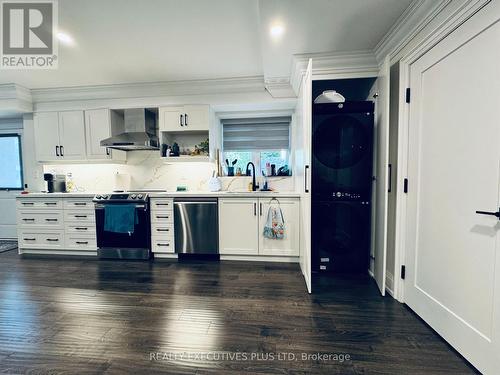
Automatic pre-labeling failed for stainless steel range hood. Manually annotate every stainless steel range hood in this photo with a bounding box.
[101,108,159,151]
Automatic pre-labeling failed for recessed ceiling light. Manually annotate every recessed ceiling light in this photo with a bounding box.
[270,23,285,39]
[57,32,74,46]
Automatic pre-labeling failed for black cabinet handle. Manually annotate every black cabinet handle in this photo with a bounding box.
[254,202,257,216]
[156,216,169,219]
[56,146,60,156]
[76,241,89,245]
[44,202,57,206]
[476,209,500,219]
[22,218,35,221]
[388,164,392,193]
[74,215,87,218]
[156,228,170,232]
[157,243,170,247]
[106,148,110,156]
[75,227,88,230]
[45,218,58,222]
[304,165,310,193]
[60,145,64,157]
[22,202,34,206]
[155,203,170,206]
[46,238,59,242]
[24,238,36,241]
[180,114,184,126]
[260,203,263,216]
[185,113,188,126]
[74,203,87,206]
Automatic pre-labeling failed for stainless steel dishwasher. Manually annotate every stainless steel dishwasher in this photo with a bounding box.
[174,197,218,254]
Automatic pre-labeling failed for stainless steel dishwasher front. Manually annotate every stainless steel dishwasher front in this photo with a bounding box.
[174,197,218,254]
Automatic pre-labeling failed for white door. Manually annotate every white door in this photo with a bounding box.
[258,198,299,257]
[405,9,500,374]
[370,55,391,296]
[58,111,86,160]
[183,105,209,131]
[219,198,259,255]
[296,59,312,293]
[159,106,183,132]
[85,109,111,159]
[33,112,60,161]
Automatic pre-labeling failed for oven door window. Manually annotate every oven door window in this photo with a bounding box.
[95,207,150,248]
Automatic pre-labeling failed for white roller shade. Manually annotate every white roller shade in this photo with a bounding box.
[222,117,291,151]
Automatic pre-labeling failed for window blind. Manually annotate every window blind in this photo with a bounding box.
[222,117,291,151]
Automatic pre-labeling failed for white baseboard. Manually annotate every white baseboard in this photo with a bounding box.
[154,253,178,259]
[385,271,395,297]
[220,255,299,263]
[19,249,97,256]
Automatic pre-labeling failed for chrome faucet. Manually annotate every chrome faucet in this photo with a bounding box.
[246,162,257,191]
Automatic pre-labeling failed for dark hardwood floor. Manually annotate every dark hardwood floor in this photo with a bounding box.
[0,251,477,375]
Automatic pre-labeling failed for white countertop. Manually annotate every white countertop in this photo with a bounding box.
[17,191,301,199]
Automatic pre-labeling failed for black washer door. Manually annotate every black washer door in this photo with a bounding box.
[313,115,369,170]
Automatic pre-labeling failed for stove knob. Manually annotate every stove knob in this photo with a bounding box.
[137,194,143,199]
[131,194,137,199]
[102,195,108,199]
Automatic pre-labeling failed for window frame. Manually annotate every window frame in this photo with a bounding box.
[0,133,24,191]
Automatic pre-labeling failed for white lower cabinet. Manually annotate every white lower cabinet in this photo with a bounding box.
[150,198,175,254]
[219,197,299,257]
[17,197,97,253]
[218,198,260,255]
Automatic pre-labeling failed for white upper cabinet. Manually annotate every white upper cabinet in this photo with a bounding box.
[159,105,209,132]
[85,109,111,159]
[258,198,300,257]
[34,112,60,161]
[58,111,86,160]
[219,198,259,255]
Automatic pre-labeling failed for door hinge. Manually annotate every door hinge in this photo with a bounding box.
[401,265,406,280]
[403,178,408,193]
[405,88,411,103]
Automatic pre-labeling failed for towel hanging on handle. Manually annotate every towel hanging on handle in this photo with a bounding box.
[263,198,285,240]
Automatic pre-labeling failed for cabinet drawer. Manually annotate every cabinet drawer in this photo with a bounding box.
[64,199,93,210]
[17,199,62,210]
[18,211,63,228]
[151,223,174,237]
[19,231,64,249]
[151,199,173,211]
[151,237,174,253]
[65,223,96,235]
[66,236,97,250]
[151,211,173,223]
[64,210,95,223]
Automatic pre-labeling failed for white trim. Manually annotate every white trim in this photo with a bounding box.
[264,77,296,98]
[393,0,491,303]
[385,271,395,297]
[154,253,178,259]
[18,249,97,256]
[220,255,299,263]
[31,76,266,103]
[290,50,379,94]
[0,83,33,115]
[374,0,452,63]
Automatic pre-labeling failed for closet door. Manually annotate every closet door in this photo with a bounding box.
[296,59,312,293]
[370,55,390,296]
[405,6,500,374]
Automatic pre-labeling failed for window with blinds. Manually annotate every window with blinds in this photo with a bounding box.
[222,117,291,151]
[221,117,291,177]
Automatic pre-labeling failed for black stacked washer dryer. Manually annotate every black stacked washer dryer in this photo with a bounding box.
[312,101,374,274]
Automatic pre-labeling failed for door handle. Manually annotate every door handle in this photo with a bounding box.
[476,209,500,219]
[56,146,60,157]
[304,165,310,193]
[254,202,257,216]
[260,202,263,216]
[180,114,184,126]
[388,164,392,193]
[60,145,64,157]
[185,113,188,126]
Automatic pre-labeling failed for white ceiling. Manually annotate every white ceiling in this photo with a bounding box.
[0,0,413,89]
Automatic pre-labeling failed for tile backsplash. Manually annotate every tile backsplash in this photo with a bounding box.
[43,151,294,193]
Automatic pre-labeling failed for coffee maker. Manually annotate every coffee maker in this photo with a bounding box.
[44,174,67,193]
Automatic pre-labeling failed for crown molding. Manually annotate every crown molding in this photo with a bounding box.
[31,76,267,103]
[374,0,452,63]
[264,76,296,98]
[290,50,379,94]
[0,83,33,116]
